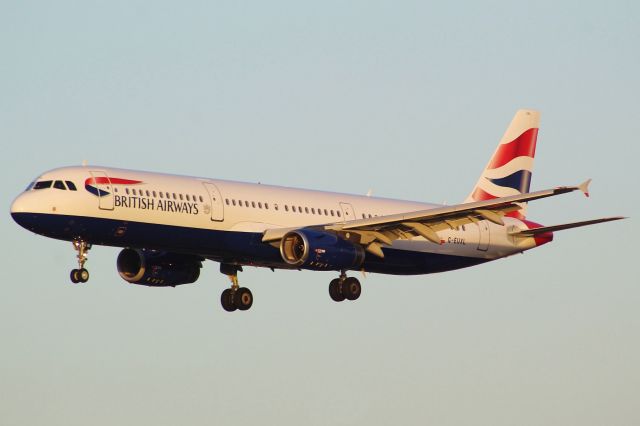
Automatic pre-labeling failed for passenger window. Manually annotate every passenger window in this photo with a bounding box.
[126,188,130,195]
[146,190,150,197]
[330,210,335,216]
[311,208,315,214]
[324,209,328,215]
[232,200,236,206]
[225,199,230,205]
[298,206,302,213]
[159,192,164,198]
[152,191,157,197]
[132,189,137,195]
[337,211,341,217]
[172,193,177,200]
[53,180,66,190]
[179,194,183,201]
[258,202,262,209]
[265,203,269,209]
[245,201,249,207]
[65,181,77,191]
[186,194,190,201]
[199,196,204,202]
[305,207,309,214]
[285,205,289,212]
[252,201,256,208]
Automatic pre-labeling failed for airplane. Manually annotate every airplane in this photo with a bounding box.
[10,110,624,312]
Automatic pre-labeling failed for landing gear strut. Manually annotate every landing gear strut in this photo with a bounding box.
[70,239,91,284]
[329,270,361,302]
[220,263,253,312]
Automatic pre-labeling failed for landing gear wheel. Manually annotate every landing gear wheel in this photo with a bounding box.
[221,288,237,312]
[71,239,92,283]
[78,268,90,283]
[235,287,253,311]
[329,278,345,302]
[342,277,361,301]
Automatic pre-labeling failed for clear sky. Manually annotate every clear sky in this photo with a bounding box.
[1,1,638,425]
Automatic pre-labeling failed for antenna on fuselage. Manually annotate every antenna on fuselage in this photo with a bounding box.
[82,160,88,167]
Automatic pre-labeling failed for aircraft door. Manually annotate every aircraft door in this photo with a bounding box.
[203,182,224,222]
[477,220,490,251]
[89,171,114,210]
[339,202,356,222]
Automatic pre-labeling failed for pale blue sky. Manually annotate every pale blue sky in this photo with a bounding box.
[2,1,638,425]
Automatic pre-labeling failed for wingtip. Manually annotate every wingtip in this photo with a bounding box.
[578,178,592,197]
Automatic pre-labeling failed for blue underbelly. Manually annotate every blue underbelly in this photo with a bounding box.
[12,213,489,275]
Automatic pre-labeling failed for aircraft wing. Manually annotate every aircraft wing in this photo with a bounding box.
[263,180,597,257]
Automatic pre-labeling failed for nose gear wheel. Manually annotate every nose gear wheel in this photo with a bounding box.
[70,239,91,284]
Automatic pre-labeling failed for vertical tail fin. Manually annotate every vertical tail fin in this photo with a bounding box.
[464,109,540,219]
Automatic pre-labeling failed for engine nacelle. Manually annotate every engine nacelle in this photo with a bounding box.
[279,229,365,270]
[117,248,202,287]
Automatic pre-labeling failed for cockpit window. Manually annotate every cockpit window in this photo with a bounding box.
[33,180,53,190]
[66,181,77,191]
[25,181,36,191]
[53,180,66,190]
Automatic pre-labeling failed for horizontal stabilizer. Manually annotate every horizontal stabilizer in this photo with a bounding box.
[511,216,626,236]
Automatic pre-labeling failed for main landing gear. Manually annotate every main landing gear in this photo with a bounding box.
[70,239,91,284]
[328,271,362,302]
[220,264,253,312]
[217,265,360,311]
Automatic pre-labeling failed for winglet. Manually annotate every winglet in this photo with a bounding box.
[578,179,592,197]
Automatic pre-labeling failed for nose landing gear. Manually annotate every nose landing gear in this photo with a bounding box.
[329,271,361,303]
[70,239,91,283]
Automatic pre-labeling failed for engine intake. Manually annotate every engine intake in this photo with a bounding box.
[117,248,202,287]
[280,229,364,270]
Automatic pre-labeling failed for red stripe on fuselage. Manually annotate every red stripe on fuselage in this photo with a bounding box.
[85,177,143,185]
[487,128,538,169]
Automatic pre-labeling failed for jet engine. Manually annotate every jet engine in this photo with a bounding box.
[117,248,202,287]
[279,229,365,270]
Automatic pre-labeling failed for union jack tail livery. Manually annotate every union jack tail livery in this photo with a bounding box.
[464,109,540,219]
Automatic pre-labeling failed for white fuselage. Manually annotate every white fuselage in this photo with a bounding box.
[11,166,540,275]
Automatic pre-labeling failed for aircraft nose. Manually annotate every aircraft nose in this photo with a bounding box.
[10,193,36,231]
[10,193,27,214]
